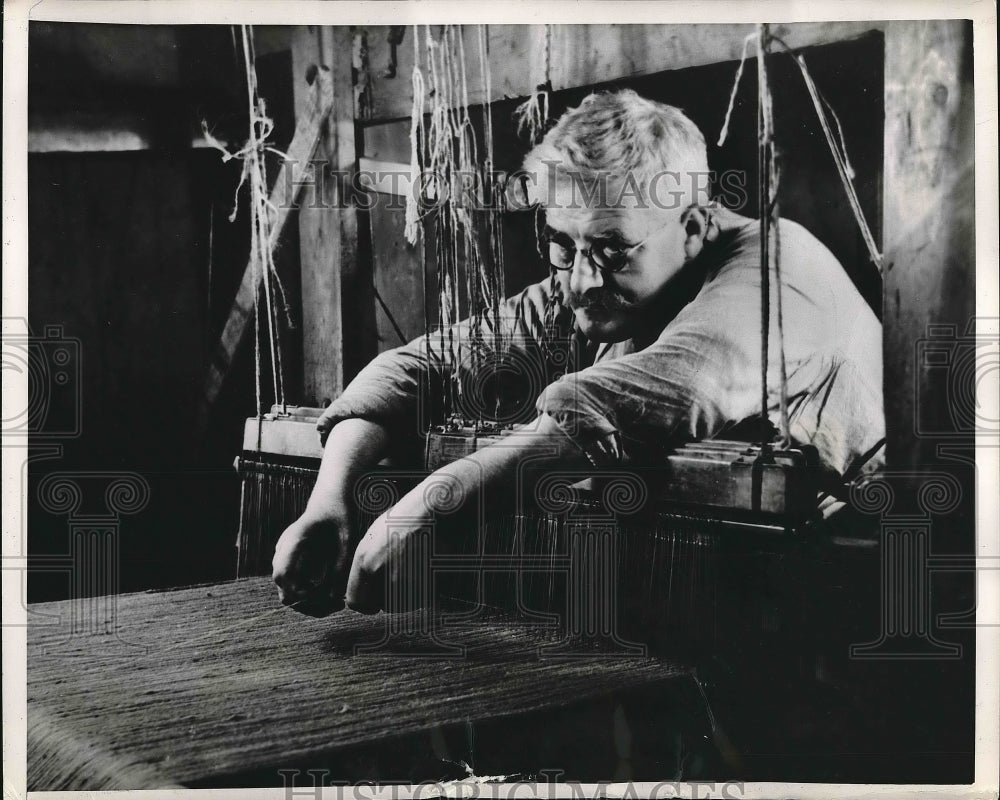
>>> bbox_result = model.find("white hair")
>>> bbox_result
[522,89,710,210]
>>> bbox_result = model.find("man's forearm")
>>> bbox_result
[344,413,589,610]
[428,414,589,514]
[304,418,392,521]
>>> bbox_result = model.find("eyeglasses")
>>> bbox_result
[543,222,672,275]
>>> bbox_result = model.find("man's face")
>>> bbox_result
[544,181,689,343]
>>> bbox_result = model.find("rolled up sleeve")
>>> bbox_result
[536,326,760,466]
[320,279,573,446]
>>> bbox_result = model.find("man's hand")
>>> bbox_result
[271,417,392,615]
[343,481,445,614]
[272,512,354,617]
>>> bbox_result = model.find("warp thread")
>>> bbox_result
[720,32,883,270]
[202,25,295,413]
[408,25,510,424]
[513,24,552,144]
[28,576,688,789]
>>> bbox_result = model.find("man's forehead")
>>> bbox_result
[542,173,646,208]
[544,203,648,240]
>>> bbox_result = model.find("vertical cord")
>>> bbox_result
[758,27,791,447]
[405,27,425,246]
[479,23,506,420]
[796,53,882,270]
[772,201,791,447]
[756,25,770,446]
[241,24,284,409]
[717,34,755,148]
[408,27,435,420]
[543,24,552,96]
[239,25,263,418]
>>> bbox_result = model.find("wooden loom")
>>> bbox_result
[233,24,833,657]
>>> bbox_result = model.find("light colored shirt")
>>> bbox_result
[322,214,885,479]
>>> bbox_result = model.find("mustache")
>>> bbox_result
[568,290,634,311]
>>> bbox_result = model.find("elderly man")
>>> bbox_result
[272,89,884,615]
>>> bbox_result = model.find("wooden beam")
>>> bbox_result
[28,110,231,153]
[198,68,334,426]
[882,21,975,467]
[292,26,361,407]
[358,157,412,196]
[361,22,885,122]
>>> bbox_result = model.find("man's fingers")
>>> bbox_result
[275,572,344,617]
[316,412,337,447]
[344,550,383,614]
[291,594,344,618]
[274,546,342,615]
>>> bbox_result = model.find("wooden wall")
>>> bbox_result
[882,21,977,469]
[27,23,297,599]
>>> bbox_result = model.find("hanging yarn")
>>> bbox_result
[792,51,883,270]
[410,25,509,425]
[513,24,553,144]
[721,26,880,447]
[404,29,426,246]
[755,24,792,448]
[717,33,756,147]
[478,24,507,373]
[203,24,293,413]
[730,34,883,271]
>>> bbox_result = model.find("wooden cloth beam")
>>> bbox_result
[28,577,687,790]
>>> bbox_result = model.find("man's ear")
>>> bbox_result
[680,205,718,261]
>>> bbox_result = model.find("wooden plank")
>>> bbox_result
[881,21,975,467]
[369,196,426,351]
[198,68,335,426]
[362,22,886,122]
[358,156,412,196]
[28,110,232,153]
[294,27,363,406]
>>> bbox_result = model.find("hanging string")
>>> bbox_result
[755,24,792,448]
[241,25,285,409]
[771,181,791,447]
[717,33,756,147]
[424,25,460,417]
[404,26,426,246]
[416,24,508,426]
[203,24,293,413]
[755,25,771,445]
[795,53,882,270]
[478,23,507,412]
[725,26,885,447]
[768,36,883,271]
[406,27,438,410]
[513,25,552,144]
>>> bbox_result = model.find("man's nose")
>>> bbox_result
[568,250,604,295]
